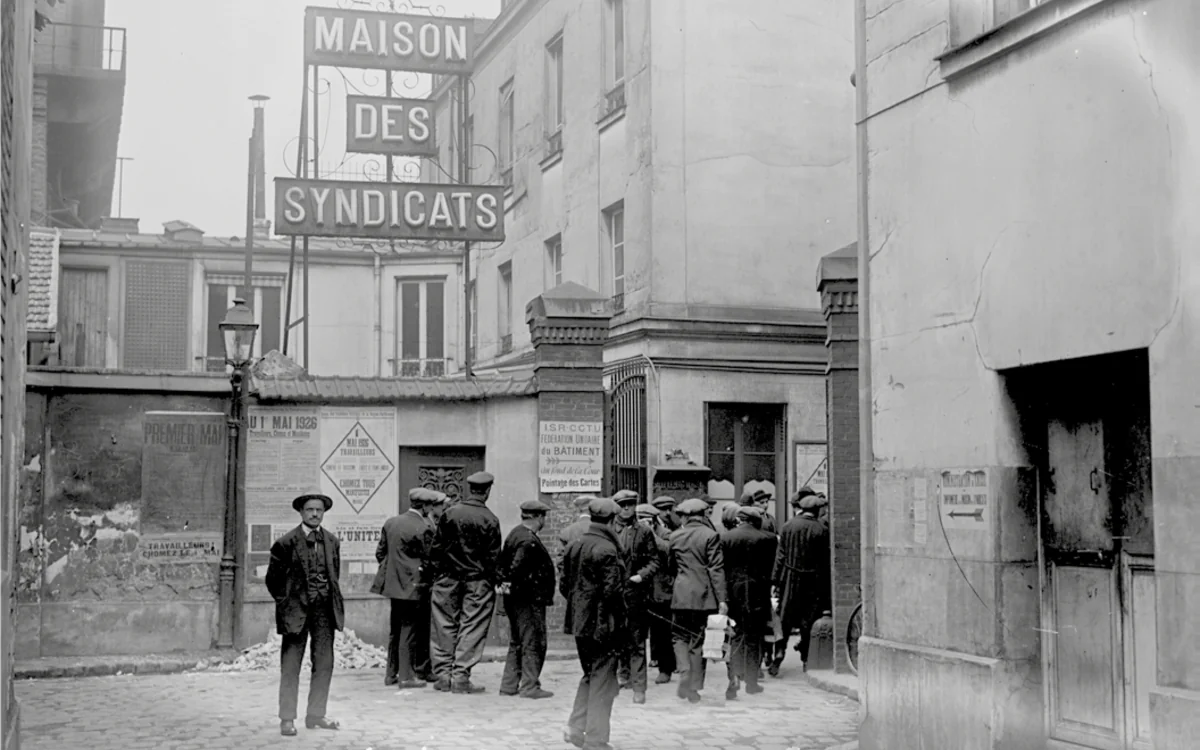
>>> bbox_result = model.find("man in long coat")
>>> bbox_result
[371,487,436,689]
[769,488,830,675]
[428,471,502,693]
[498,499,556,699]
[266,493,344,736]
[721,506,776,698]
[667,498,728,703]
[642,502,676,684]
[611,489,659,704]
[561,498,627,750]
[411,490,448,682]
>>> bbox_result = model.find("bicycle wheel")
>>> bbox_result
[846,602,863,675]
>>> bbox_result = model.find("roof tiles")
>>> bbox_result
[253,371,537,403]
[27,229,59,333]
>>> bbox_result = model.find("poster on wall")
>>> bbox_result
[793,443,829,497]
[538,421,603,493]
[938,469,989,531]
[139,411,227,563]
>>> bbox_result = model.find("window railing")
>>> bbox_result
[603,83,626,118]
[499,334,513,355]
[36,24,126,73]
[545,129,563,158]
[393,358,449,377]
[612,292,625,312]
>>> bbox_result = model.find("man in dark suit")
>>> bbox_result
[667,497,728,703]
[643,502,676,685]
[371,487,437,689]
[498,499,556,699]
[721,506,777,699]
[428,471,502,694]
[611,489,659,704]
[561,497,627,750]
[770,487,830,675]
[266,493,345,737]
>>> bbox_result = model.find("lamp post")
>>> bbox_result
[216,297,259,649]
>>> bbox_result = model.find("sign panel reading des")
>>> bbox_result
[275,178,504,242]
[347,95,436,157]
[305,7,475,74]
[539,421,603,493]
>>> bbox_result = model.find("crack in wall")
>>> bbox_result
[867,21,946,67]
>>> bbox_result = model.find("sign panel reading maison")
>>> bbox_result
[304,6,475,74]
[274,178,505,242]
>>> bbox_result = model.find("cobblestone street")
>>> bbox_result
[16,660,859,750]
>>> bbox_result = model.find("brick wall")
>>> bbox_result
[819,251,860,674]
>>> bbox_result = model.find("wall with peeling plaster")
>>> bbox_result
[860,0,1200,747]
[17,389,227,658]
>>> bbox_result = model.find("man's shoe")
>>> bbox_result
[655,672,672,684]
[384,676,398,686]
[422,673,438,682]
[451,681,487,694]
[746,683,764,694]
[433,679,452,692]
[498,689,518,696]
[767,664,780,677]
[686,690,701,704]
[676,682,690,701]
[563,729,586,748]
[633,690,646,704]
[521,688,554,699]
[279,720,297,737]
[304,717,340,730]
[725,686,738,700]
[396,680,426,690]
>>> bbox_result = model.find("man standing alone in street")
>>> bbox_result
[668,498,728,703]
[371,487,436,689]
[428,471,502,694]
[266,493,344,736]
[561,497,627,750]
[611,489,659,704]
[770,487,830,675]
[498,499,556,699]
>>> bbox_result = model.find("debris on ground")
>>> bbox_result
[191,630,387,673]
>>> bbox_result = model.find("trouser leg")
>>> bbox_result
[430,578,463,680]
[627,613,649,692]
[499,603,523,694]
[671,610,707,693]
[412,589,433,678]
[453,579,496,682]
[568,638,594,738]
[305,602,336,721]
[584,640,620,744]
[392,599,418,683]
[650,602,676,674]
[385,599,403,683]
[278,630,308,721]
[518,604,547,695]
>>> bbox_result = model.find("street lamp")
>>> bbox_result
[216,298,259,649]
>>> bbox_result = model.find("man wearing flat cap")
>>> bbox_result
[742,489,778,535]
[497,499,556,699]
[667,497,728,703]
[561,497,627,750]
[720,505,777,699]
[611,489,659,704]
[768,487,830,676]
[266,493,344,736]
[428,471,502,693]
[651,495,681,533]
[646,497,678,684]
[371,488,437,689]
[558,494,598,579]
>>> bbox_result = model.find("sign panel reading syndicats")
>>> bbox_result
[274,178,505,242]
[305,6,476,74]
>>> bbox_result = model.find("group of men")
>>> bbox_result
[264,473,831,750]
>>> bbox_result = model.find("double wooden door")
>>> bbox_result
[397,446,485,512]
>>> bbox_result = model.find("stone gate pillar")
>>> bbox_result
[526,282,612,642]
[818,245,861,674]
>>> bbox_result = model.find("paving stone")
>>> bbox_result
[16,660,857,750]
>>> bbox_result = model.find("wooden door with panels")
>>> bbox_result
[1040,354,1155,750]
[397,446,486,512]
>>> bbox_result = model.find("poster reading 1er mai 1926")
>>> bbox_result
[244,405,399,583]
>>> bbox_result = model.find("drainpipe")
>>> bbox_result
[374,253,383,377]
[854,0,876,641]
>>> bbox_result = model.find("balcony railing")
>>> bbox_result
[36,23,127,74]
[612,292,625,312]
[545,129,563,159]
[393,358,449,377]
[602,84,626,118]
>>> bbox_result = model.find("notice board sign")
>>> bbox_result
[939,469,989,530]
[139,411,226,562]
[539,421,603,493]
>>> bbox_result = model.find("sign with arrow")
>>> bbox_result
[539,421,603,493]
[939,469,989,531]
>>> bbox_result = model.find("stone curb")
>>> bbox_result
[799,670,859,702]
[17,649,579,681]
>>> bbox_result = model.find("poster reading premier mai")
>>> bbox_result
[245,405,397,579]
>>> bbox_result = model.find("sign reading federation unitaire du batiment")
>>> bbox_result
[274,178,505,242]
[304,6,476,74]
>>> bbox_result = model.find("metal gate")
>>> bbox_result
[604,363,647,498]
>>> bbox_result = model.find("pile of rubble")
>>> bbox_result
[193,630,387,673]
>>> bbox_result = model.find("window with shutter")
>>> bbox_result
[123,261,189,370]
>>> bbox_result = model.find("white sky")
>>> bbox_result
[105,0,500,237]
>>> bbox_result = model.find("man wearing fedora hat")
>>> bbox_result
[266,493,345,736]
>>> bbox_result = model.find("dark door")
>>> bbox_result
[397,446,486,512]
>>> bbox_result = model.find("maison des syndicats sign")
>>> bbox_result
[305,6,476,74]
[274,178,505,243]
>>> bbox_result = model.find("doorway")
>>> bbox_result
[1011,350,1155,750]
[397,446,486,512]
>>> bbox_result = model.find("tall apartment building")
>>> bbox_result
[430,0,854,508]
[856,1,1196,749]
